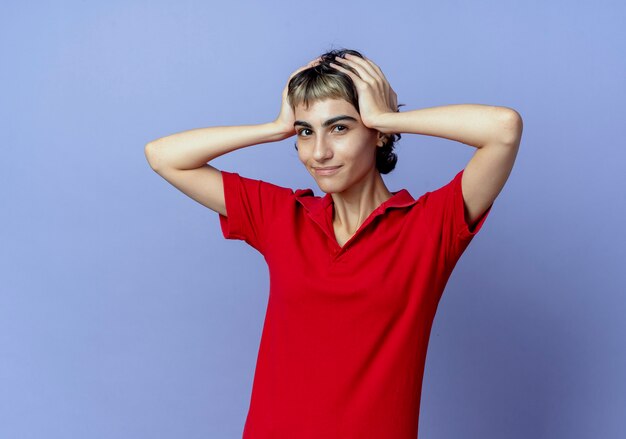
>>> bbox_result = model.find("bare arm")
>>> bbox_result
[371,104,520,148]
[304,54,522,230]
[144,56,323,217]
[143,122,291,217]
[144,122,291,171]
[371,105,523,227]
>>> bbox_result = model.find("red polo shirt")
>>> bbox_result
[217,168,492,439]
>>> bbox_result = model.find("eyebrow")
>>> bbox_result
[293,115,358,129]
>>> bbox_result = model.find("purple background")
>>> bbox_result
[2,1,625,438]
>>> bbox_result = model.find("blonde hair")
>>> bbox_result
[287,48,403,174]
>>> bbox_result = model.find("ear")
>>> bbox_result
[376,131,387,147]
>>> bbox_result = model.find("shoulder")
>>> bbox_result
[418,170,464,204]
[221,170,299,198]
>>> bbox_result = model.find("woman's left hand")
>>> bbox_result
[329,54,398,130]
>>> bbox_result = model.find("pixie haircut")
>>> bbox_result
[287,48,404,175]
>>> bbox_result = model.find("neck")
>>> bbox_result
[330,171,393,234]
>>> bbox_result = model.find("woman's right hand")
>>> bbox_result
[273,56,323,138]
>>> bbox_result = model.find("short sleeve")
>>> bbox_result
[218,170,294,254]
[424,168,493,264]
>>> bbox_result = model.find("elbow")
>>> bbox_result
[144,142,162,171]
[496,108,523,148]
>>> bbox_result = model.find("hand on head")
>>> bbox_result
[274,57,323,136]
[328,53,398,129]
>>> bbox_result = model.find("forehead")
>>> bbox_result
[294,98,357,120]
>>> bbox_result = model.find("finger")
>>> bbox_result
[342,54,381,82]
[330,58,374,86]
[345,55,398,110]
[306,56,322,67]
[333,56,376,84]
[360,57,395,102]
[346,55,395,102]
[289,57,323,80]
[361,56,389,83]
[391,89,398,111]
[328,60,364,84]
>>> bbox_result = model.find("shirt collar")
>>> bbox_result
[295,187,419,221]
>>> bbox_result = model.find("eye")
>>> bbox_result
[297,128,312,137]
[297,125,348,137]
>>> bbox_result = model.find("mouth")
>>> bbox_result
[314,165,342,176]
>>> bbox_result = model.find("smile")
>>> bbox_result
[314,166,342,176]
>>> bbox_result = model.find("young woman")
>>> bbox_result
[145,48,522,439]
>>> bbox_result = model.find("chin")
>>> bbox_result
[316,180,346,195]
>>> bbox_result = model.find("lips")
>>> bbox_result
[314,165,342,176]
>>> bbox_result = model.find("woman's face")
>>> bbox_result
[294,98,383,194]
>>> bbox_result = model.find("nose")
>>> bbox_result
[313,136,333,161]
